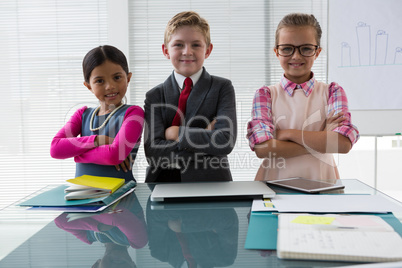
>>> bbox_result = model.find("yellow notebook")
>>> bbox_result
[65,175,125,200]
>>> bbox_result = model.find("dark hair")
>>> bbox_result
[82,45,129,83]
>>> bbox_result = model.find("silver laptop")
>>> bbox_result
[150,181,276,202]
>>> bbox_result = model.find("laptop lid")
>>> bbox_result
[150,181,276,202]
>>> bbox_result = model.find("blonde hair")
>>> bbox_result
[275,13,322,47]
[164,11,211,47]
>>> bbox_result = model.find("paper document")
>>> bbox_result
[253,194,402,213]
[251,198,277,212]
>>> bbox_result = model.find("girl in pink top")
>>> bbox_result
[247,13,359,181]
[50,45,144,181]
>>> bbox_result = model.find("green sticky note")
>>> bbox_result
[291,215,335,225]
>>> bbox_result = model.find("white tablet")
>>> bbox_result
[266,177,345,193]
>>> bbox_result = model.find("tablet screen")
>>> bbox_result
[266,177,345,193]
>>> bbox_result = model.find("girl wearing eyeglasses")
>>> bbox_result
[247,13,359,182]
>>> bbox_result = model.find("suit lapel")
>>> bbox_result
[186,68,212,119]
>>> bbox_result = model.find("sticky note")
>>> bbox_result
[291,215,335,225]
[262,198,274,208]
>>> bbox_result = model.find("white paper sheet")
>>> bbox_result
[251,198,277,212]
[269,194,402,213]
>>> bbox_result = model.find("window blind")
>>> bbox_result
[128,0,328,181]
[0,0,108,209]
[0,0,329,209]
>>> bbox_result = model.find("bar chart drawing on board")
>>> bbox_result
[356,22,371,66]
[375,30,388,65]
[329,0,402,110]
[394,47,402,64]
[340,21,400,68]
[341,42,351,67]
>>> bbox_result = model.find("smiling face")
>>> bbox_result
[162,25,213,77]
[274,26,321,84]
[84,60,132,114]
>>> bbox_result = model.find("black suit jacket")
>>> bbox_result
[144,68,237,182]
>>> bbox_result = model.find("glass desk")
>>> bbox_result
[0,179,401,267]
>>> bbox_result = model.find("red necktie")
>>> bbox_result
[172,77,193,126]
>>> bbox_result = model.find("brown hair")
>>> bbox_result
[275,13,322,47]
[164,11,211,47]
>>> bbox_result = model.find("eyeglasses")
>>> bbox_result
[276,44,319,57]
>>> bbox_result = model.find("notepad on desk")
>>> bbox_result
[277,214,402,262]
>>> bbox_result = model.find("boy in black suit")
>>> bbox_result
[144,11,237,182]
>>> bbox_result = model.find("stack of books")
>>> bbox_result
[18,175,136,213]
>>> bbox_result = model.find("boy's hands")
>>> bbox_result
[165,126,180,141]
[165,119,217,142]
[206,119,217,130]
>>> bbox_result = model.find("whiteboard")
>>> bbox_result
[328,0,402,135]
[349,110,402,136]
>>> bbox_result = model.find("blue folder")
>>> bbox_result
[18,181,136,208]
[245,212,278,250]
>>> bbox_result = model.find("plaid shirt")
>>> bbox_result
[247,75,360,150]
